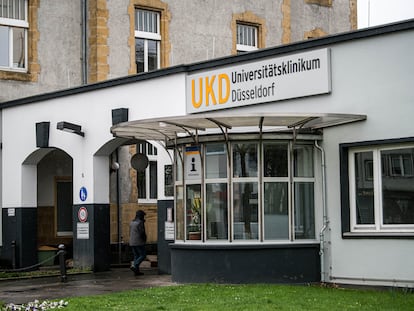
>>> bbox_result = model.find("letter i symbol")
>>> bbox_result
[191,157,196,172]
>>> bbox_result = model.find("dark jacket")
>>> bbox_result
[129,212,147,246]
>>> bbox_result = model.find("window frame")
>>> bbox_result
[55,177,73,237]
[0,0,28,72]
[340,138,414,238]
[134,8,161,73]
[236,23,258,53]
[174,139,317,243]
[137,141,158,203]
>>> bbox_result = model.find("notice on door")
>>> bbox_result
[77,222,89,239]
[165,222,175,240]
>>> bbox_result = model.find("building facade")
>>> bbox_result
[0,0,357,269]
[1,19,413,286]
[0,0,357,102]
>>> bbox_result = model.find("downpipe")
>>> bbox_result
[315,140,329,283]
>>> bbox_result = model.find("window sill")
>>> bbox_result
[343,232,414,239]
[0,70,34,82]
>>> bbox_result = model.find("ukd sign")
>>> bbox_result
[186,48,331,114]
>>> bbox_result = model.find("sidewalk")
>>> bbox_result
[0,267,175,305]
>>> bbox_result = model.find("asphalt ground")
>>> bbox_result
[0,267,175,305]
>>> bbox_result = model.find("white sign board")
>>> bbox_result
[165,222,175,240]
[185,146,202,180]
[77,222,89,239]
[186,48,331,113]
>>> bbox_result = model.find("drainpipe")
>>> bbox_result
[115,148,122,264]
[315,140,328,283]
[81,0,88,84]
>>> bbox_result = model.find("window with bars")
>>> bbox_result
[135,8,160,73]
[236,23,258,53]
[0,0,27,71]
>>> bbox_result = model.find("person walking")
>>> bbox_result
[129,210,147,276]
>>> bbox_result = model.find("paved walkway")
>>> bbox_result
[0,267,175,305]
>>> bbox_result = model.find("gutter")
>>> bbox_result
[81,0,88,84]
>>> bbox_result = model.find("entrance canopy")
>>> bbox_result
[110,112,366,142]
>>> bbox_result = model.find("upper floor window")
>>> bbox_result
[0,0,27,71]
[135,8,160,73]
[348,144,414,232]
[236,23,258,54]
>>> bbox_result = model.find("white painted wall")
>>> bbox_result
[1,73,186,209]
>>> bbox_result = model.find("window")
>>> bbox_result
[0,0,27,71]
[175,140,316,242]
[135,8,160,73]
[137,142,158,201]
[348,144,414,232]
[263,143,315,240]
[236,23,258,53]
[233,143,259,240]
[205,144,228,240]
[56,179,73,237]
[263,143,289,239]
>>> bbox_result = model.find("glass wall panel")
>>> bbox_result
[12,27,24,68]
[293,145,314,177]
[135,38,144,73]
[233,143,257,178]
[206,143,227,179]
[186,184,202,240]
[354,151,375,224]
[233,182,258,240]
[175,150,183,182]
[147,39,158,71]
[175,185,184,240]
[206,183,228,240]
[381,148,414,224]
[137,170,146,199]
[264,143,288,177]
[294,182,315,239]
[0,26,9,67]
[264,182,289,239]
[149,161,157,199]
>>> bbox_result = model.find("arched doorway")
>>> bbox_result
[37,148,73,264]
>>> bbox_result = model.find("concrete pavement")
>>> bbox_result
[0,267,175,305]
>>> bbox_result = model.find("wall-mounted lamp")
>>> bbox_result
[36,122,50,147]
[112,108,128,125]
[57,121,85,137]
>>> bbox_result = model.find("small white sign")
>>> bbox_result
[7,208,15,217]
[165,221,175,240]
[77,222,89,239]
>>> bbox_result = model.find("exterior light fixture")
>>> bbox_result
[57,121,85,137]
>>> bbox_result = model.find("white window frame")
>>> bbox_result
[236,23,258,53]
[349,144,414,233]
[137,141,158,203]
[135,8,161,72]
[0,0,28,71]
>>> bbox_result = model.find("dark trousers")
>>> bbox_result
[131,245,146,270]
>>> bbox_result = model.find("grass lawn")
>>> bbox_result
[61,284,413,311]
